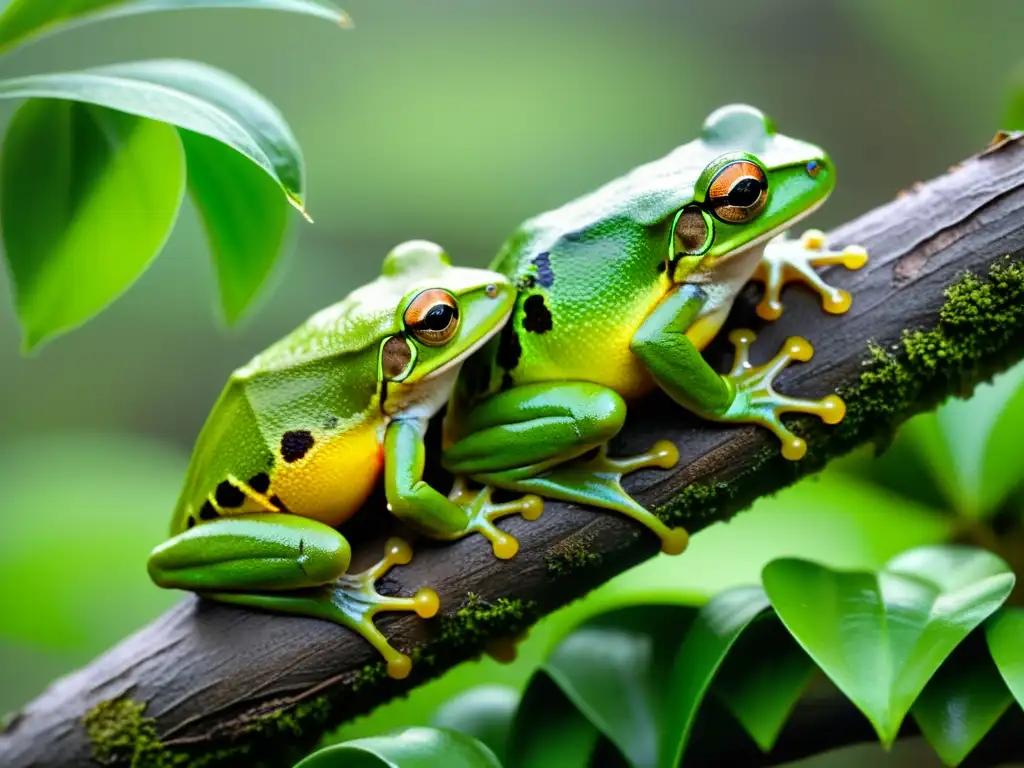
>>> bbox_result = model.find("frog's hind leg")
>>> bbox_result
[752,229,868,320]
[148,515,438,679]
[443,477,543,560]
[442,382,688,556]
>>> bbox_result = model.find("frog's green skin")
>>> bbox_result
[441,105,868,556]
[147,241,531,680]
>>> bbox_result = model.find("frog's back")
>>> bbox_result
[170,300,387,534]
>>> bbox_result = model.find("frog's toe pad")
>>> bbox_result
[387,655,413,680]
[661,526,689,556]
[414,588,440,619]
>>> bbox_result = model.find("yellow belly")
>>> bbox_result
[270,418,385,527]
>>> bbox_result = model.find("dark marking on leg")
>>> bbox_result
[248,472,271,494]
[523,294,553,334]
[497,319,522,372]
[270,495,291,514]
[657,259,668,274]
[215,480,245,508]
[532,252,554,287]
[186,515,196,529]
[199,501,218,520]
[281,430,315,463]
[501,372,514,391]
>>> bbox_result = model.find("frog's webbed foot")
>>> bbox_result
[506,440,689,556]
[752,229,868,320]
[719,329,845,460]
[331,537,439,679]
[446,477,544,560]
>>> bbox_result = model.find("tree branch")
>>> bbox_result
[5,134,1024,768]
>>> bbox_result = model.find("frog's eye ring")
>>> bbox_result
[405,289,460,346]
[672,206,714,256]
[706,160,768,224]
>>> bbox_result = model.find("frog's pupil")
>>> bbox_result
[422,304,456,330]
[728,177,763,208]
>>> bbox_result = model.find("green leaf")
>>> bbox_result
[0,0,349,56]
[763,546,1015,747]
[430,685,520,765]
[711,611,816,752]
[506,673,600,768]
[293,727,501,768]
[1,100,185,351]
[911,635,1013,767]
[986,607,1024,707]
[658,586,772,768]
[181,130,289,324]
[0,59,309,213]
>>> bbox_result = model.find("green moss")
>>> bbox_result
[83,698,188,767]
[547,544,603,577]
[658,258,1024,529]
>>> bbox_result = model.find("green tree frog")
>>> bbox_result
[441,104,868,558]
[147,241,538,679]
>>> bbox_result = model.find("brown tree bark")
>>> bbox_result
[4,134,1024,768]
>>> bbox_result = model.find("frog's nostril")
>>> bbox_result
[806,160,822,178]
[485,284,499,299]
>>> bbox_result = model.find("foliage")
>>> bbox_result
[0,0,348,352]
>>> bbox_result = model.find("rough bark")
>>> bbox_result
[5,133,1024,768]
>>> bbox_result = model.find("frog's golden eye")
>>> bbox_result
[706,160,768,224]
[405,289,460,346]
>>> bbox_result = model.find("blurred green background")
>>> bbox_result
[2,1,1024,763]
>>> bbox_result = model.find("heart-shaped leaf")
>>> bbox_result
[181,129,290,324]
[658,586,772,768]
[911,634,1013,767]
[986,607,1024,707]
[1,100,185,351]
[0,0,349,56]
[0,59,308,213]
[292,727,501,768]
[763,546,1015,746]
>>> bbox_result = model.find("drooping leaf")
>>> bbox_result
[1,100,185,351]
[658,586,772,768]
[911,635,1013,767]
[0,0,348,56]
[430,685,521,765]
[985,607,1024,707]
[710,609,816,752]
[763,546,1015,747]
[181,129,289,324]
[0,59,308,212]
[506,673,601,768]
[292,727,501,768]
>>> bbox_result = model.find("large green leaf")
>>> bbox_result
[1,100,185,351]
[911,636,1013,767]
[293,727,501,768]
[506,673,600,768]
[0,60,308,213]
[985,607,1024,707]
[710,610,816,752]
[0,0,348,56]
[658,586,772,768]
[763,546,1015,746]
[430,685,521,765]
[181,130,289,324]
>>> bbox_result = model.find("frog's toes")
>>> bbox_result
[722,329,845,461]
[450,482,544,560]
[334,536,440,679]
[753,229,869,320]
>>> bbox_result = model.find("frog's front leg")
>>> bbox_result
[440,383,688,556]
[631,284,844,461]
[384,418,543,560]
[751,229,868,320]
[147,515,438,679]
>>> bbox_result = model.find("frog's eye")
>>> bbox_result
[706,160,768,224]
[405,289,460,346]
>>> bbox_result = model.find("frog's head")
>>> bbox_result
[375,240,516,384]
[668,104,835,275]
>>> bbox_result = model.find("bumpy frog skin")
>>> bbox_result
[441,104,867,558]
[147,241,531,679]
